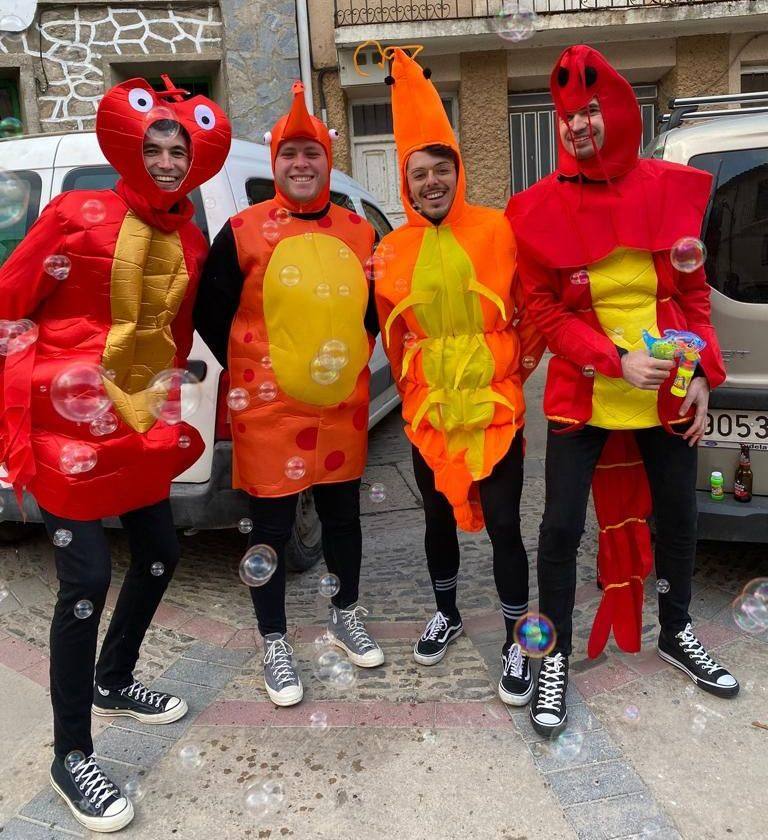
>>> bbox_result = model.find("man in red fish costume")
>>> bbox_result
[506,46,739,739]
[0,77,230,830]
[195,81,384,709]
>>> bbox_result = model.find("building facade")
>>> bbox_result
[308,0,768,221]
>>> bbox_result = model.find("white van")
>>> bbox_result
[0,132,401,569]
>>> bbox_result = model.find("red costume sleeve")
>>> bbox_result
[512,269,546,383]
[172,224,208,365]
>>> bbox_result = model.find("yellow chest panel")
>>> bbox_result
[589,247,660,430]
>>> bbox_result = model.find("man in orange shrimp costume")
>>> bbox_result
[375,49,545,703]
[195,81,384,709]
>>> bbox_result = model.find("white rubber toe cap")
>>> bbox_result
[104,797,131,818]
[532,712,561,727]
[717,674,738,687]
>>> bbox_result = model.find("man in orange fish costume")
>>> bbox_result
[374,49,545,706]
[195,81,384,708]
[0,77,231,830]
[506,45,739,739]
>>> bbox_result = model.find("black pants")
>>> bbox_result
[247,480,362,637]
[411,431,529,618]
[40,499,180,759]
[539,423,698,655]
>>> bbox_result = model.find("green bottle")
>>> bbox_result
[710,471,724,501]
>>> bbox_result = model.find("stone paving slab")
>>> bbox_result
[0,818,83,839]
[93,727,174,768]
[546,760,647,807]
[529,729,622,772]
[563,792,680,840]
[160,657,241,689]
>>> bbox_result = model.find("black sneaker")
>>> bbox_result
[50,752,133,833]
[530,652,569,737]
[413,610,463,666]
[498,642,533,706]
[657,623,739,698]
[92,679,188,724]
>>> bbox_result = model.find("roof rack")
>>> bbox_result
[660,91,768,132]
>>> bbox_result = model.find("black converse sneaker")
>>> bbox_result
[413,610,463,665]
[50,752,133,833]
[657,623,739,698]
[530,652,569,737]
[498,642,533,706]
[92,679,188,724]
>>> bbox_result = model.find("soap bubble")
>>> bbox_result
[329,659,356,689]
[0,170,29,229]
[570,269,590,285]
[261,355,273,370]
[258,381,278,402]
[338,284,350,297]
[364,255,385,282]
[150,562,165,577]
[0,582,8,602]
[43,254,72,281]
[309,711,328,731]
[521,355,536,369]
[623,705,641,723]
[178,435,191,448]
[59,442,98,475]
[338,245,351,259]
[227,387,250,411]
[314,648,343,683]
[0,319,36,355]
[123,778,145,802]
[656,578,670,594]
[513,612,556,658]
[285,456,306,480]
[394,277,408,293]
[550,730,583,760]
[315,283,331,299]
[53,528,73,548]
[177,743,204,770]
[146,368,202,425]
[244,780,283,820]
[304,232,313,241]
[74,599,94,619]
[318,573,340,598]
[493,5,538,43]
[51,363,112,423]
[204,197,216,210]
[742,577,768,604]
[275,207,291,225]
[692,714,706,733]
[671,237,706,273]
[732,592,768,634]
[145,107,179,140]
[81,199,106,224]
[0,116,22,137]
[403,331,418,349]
[239,544,278,587]
[582,365,596,378]
[369,483,386,503]
[310,356,340,386]
[319,339,348,371]
[89,412,118,437]
[238,518,253,534]
[65,750,86,772]
[262,780,284,806]
[262,220,280,245]
[279,264,301,287]
[313,631,334,652]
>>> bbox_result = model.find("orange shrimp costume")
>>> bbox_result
[375,50,544,532]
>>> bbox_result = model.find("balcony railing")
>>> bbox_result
[334,0,723,26]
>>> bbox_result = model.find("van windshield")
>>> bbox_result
[690,147,768,304]
[0,171,43,267]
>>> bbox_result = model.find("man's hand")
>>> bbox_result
[679,376,710,447]
[620,351,674,390]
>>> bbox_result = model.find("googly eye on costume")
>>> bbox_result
[263,130,273,145]
[194,104,216,130]
[328,128,339,140]
[128,88,154,113]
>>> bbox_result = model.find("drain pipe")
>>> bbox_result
[295,0,314,114]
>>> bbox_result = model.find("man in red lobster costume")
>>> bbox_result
[0,77,230,830]
[506,46,739,739]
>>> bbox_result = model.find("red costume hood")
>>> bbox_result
[266,81,334,214]
[96,75,231,213]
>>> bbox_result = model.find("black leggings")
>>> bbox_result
[40,499,180,759]
[538,422,698,655]
[246,480,362,637]
[411,431,529,619]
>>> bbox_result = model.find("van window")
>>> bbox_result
[61,165,210,242]
[0,170,43,267]
[245,177,356,212]
[362,200,392,244]
[690,148,768,304]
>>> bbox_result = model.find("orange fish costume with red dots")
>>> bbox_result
[194,82,376,496]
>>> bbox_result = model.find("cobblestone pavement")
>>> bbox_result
[0,367,766,839]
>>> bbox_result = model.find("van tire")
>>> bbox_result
[285,490,323,573]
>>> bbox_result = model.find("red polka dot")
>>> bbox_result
[269,208,278,220]
[231,217,244,228]
[325,450,345,471]
[243,332,253,343]
[243,369,255,383]
[348,213,361,224]
[296,427,319,450]
[237,422,246,433]
[318,216,332,228]
[338,402,347,410]
[352,406,367,431]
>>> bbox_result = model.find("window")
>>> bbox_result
[352,98,455,137]
[689,148,768,303]
[362,200,392,244]
[244,177,355,212]
[741,72,768,94]
[61,165,209,242]
[0,170,43,266]
[148,77,212,99]
[0,79,20,123]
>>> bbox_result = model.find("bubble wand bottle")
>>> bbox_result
[641,329,706,398]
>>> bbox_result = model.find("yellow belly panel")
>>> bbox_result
[588,247,660,430]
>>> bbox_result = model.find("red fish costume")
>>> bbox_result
[375,49,544,533]
[0,76,231,520]
[506,46,725,657]
[194,82,376,496]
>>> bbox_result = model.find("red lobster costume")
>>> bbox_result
[0,77,231,520]
[506,46,726,657]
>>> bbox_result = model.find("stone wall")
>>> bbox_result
[657,34,731,114]
[0,4,222,131]
[312,68,352,175]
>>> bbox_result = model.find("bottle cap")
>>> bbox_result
[711,471,723,479]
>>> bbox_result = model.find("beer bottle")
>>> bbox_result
[734,444,753,503]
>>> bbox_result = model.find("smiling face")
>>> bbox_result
[273,138,329,206]
[142,122,191,192]
[406,147,458,222]
[559,97,605,160]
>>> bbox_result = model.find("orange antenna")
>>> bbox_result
[353,39,425,77]
[157,73,189,103]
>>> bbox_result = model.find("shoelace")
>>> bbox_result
[502,643,525,679]
[537,653,566,711]
[422,611,449,642]
[264,638,297,687]
[70,755,118,809]
[677,625,722,675]
[340,606,376,652]
[122,680,168,709]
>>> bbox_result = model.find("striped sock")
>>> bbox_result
[431,572,459,618]
[501,601,528,646]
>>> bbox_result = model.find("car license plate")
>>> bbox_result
[702,410,768,450]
